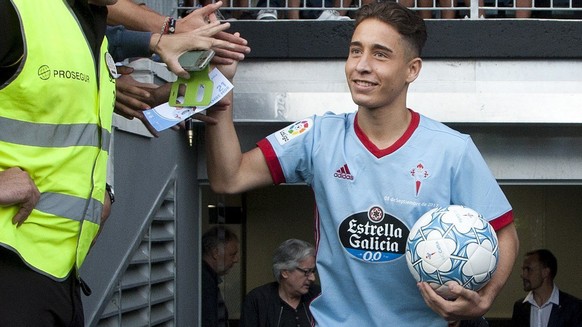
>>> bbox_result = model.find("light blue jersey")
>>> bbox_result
[257,110,513,326]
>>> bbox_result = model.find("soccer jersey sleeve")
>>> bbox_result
[451,137,513,230]
[257,116,318,185]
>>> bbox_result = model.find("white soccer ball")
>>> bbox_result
[405,205,498,300]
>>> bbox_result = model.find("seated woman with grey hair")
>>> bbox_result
[240,239,321,327]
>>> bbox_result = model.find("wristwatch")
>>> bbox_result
[105,183,115,204]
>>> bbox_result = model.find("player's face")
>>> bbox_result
[281,256,316,297]
[520,254,547,292]
[345,19,421,112]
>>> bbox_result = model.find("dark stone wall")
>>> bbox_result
[228,20,582,59]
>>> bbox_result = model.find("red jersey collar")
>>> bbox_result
[354,109,420,158]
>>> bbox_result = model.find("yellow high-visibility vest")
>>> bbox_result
[0,0,116,280]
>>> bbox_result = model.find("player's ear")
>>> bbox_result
[406,57,422,84]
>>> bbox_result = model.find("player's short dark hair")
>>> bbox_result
[526,249,558,280]
[354,0,427,58]
[202,226,238,256]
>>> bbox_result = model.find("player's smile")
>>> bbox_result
[352,78,379,91]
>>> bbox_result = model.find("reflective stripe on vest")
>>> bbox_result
[0,0,115,280]
[37,193,102,225]
[0,116,111,151]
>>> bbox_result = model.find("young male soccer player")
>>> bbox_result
[205,1,519,325]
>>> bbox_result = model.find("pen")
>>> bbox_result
[185,117,194,147]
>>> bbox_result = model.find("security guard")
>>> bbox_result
[0,0,117,325]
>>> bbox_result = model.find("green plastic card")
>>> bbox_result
[169,65,214,107]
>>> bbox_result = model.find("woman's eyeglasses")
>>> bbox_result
[295,267,317,277]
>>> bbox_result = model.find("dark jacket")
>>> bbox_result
[511,290,582,327]
[240,281,321,327]
[202,261,229,327]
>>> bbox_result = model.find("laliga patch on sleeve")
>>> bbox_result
[274,118,313,145]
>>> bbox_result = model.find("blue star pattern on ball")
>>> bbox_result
[406,205,499,300]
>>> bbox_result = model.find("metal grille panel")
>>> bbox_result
[97,185,176,327]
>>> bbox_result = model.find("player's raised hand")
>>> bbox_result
[215,46,240,81]
[202,60,237,124]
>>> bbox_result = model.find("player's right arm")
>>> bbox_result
[204,62,273,194]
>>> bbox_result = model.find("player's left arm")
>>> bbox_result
[418,221,519,322]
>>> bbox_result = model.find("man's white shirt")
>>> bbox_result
[524,284,560,327]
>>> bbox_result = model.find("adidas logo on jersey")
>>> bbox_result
[334,164,354,180]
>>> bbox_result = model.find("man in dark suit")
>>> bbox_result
[201,226,240,327]
[511,249,582,327]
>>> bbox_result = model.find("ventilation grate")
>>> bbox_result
[97,185,176,327]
